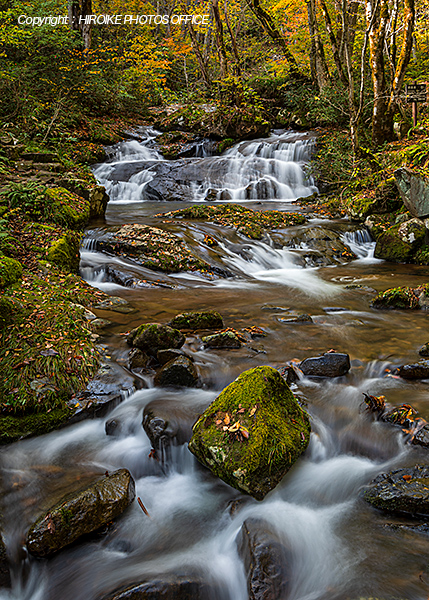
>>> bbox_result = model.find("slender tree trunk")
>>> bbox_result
[224,0,241,75]
[245,0,301,76]
[80,0,92,50]
[68,0,92,49]
[211,0,228,77]
[306,0,330,89]
[187,22,212,89]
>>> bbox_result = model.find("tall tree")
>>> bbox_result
[68,0,92,49]
[306,0,330,90]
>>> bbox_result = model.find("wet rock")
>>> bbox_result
[128,348,150,370]
[26,469,135,557]
[279,365,299,385]
[154,356,198,388]
[374,218,426,262]
[397,360,429,379]
[286,225,356,266]
[99,573,220,600]
[362,465,429,517]
[105,418,121,436]
[68,361,136,422]
[419,343,429,357]
[0,531,10,589]
[157,348,188,365]
[93,224,217,275]
[188,366,311,500]
[168,310,223,331]
[128,323,185,357]
[278,314,313,324]
[299,352,350,377]
[89,185,109,218]
[395,168,429,218]
[142,396,208,449]
[412,424,429,448]
[91,318,112,330]
[201,331,241,349]
[236,518,291,600]
[93,296,134,314]
[371,284,429,310]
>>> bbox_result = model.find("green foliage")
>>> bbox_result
[0,256,22,288]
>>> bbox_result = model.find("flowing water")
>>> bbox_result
[1,130,429,600]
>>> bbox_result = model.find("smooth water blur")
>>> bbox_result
[1,130,429,600]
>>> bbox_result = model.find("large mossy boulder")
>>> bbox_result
[26,469,135,557]
[374,218,426,262]
[168,311,223,331]
[0,256,22,289]
[348,177,402,220]
[362,465,429,516]
[47,231,81,273]
[371,284,429,310]
[127,323,185,357]
[188,366,311,500]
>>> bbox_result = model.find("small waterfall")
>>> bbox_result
[93,128,163,204]
[218,240,338,296]
[197,132,317,202]
[342,229,379,262]
[93,128,317,204]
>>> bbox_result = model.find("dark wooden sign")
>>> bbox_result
[405,83,427,103]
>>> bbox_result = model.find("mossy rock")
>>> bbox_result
[26,469,135,557]
[0,295,19,327]
[374,218,426,262]
[47,231,81,273]
[127,323,185,357]
[154,355,198,388]
[202,331,241,349]
[371,286,420,310]
[168,311,223,331]
[45,187,90,228]
[0,256,22,289]
[188,366,311,500]
[0,408,73,444]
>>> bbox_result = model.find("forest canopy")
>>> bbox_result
[0,0,427,149]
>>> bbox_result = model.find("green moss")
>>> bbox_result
[45,187,90,228]
[217,138,234,153]
[169,311,223,330]
[158,204,306,240]
[128,323,185,356]
[47,232,81,273]
[374,219,426,262]
[0,296,20,328]
[0,257,22,289]
[188,366,311,500]
[371,286,421,309]
[0,408,73,444]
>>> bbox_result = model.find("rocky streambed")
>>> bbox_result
[1,129,429,600]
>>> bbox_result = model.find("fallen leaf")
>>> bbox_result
[403,475,412,481]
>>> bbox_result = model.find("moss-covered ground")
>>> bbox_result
[157,204,306,240]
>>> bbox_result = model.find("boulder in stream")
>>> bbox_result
[202,331,241,349]
[397,360,429,379]
[362,465,429,517]
[299,352,351,377]
[374,218,426,262]
[26,469,135,557]
[127,323,185,357]
[168,310,224,331]
[99,573,221,600]
[418,343,429,357]
[188,366,311,500]
[154,356,199,388]
[236,518,291,600]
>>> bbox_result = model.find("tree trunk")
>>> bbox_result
[224,0,241,75]
[245,0,301,76]
[306,0,330,89]
[187,22,212,89]
[80,0,92,50]
[211,0,228,77]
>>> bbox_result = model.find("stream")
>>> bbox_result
[1,128,429,600]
